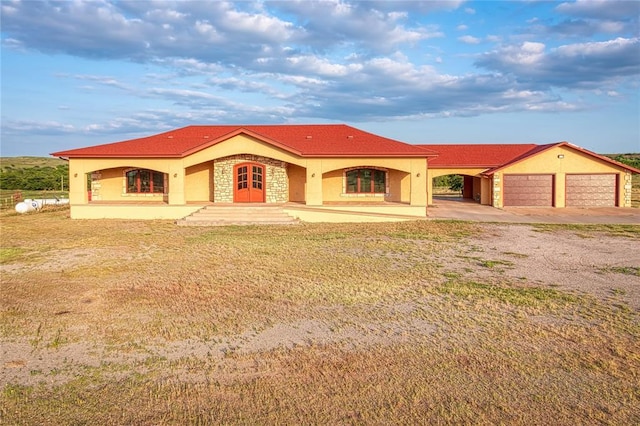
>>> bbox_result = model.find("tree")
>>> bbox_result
[449,175,463,192]
[0,165,69,191]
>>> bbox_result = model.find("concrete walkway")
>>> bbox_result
[428,197,640,224]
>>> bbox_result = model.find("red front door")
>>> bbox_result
[234,162,265,202]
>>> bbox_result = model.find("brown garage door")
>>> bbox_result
[503,174,553,207]
[566,174,616,207]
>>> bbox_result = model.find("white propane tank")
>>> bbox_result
[14,198,68,213]
[15,199,39,213]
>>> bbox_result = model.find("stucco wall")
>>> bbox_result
[185,162,213,202]
[389,169,410,203]
[288,164,306,203]
[91,168,120,201]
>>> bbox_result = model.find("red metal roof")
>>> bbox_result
[51,124,437,158]
[418,144,538,168]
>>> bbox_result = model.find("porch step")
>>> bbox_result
[176,204,300,226]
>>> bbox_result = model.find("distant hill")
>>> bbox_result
[603,153,640,170]
[0,157,69,191]
[1,156,67,170]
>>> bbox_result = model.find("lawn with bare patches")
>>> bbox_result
[1,207,639,425]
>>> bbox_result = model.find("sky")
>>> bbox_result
[1,0,639,157]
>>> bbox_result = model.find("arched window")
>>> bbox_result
[345,168,387,194]
[126,169,165,194]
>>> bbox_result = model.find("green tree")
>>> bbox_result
[0,165,69,190]
[449,175,463,192]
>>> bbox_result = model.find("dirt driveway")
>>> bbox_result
[428,197,640,224]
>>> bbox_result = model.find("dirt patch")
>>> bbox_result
[442,225,640,309]
[2,223,638,390]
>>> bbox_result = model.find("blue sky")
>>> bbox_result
[1,0,639,157]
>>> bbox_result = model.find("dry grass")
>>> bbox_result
[1,207,639,425]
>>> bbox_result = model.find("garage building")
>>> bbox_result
[424,142,638,209]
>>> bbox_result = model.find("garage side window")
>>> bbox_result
[345,168,387,194]
[126,169,165,193]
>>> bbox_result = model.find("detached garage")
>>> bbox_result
[424,141,638,209]
[566,174,617,207]
[483,142,638,209]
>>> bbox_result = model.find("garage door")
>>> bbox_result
[503,174,553,207]
[566,174,616,207]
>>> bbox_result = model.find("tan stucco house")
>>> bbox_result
[52,124,638,222]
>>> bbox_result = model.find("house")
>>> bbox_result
[52,125,436,221]
[51,124,638,222]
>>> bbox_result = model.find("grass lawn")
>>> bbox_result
[1,207,639,425]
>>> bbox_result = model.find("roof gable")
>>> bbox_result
[482,142,640,175]
[51,125,437,159]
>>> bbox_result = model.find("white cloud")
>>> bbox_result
[476,37,640,89]
[556,0,640,20]
[459,35,481,45]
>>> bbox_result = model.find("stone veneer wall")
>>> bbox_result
[213,155,289,203]
[492,173,501,207]
[90,172,102,201]
[623,172,632,207]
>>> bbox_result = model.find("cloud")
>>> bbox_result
[476,37,640,89]
[0,0,444,66]
[1,119,76,135]
[556,0,640,21]
[1,0,636,143]
[56,74,132,91]
[459,35,481,45]
[540,18,628,37]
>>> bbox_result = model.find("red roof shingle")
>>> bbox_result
[50,125,640,174]
[51,124,437,158]
[418,144,538,168]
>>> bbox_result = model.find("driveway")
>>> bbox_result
[428,197,640,224]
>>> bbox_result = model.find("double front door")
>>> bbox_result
[234,162,265,202]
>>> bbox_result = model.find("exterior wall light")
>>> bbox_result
[311,173,316,177]
[557,154,564,159]
[74,173,78,177]
[416,172,421,177]
[173,173,178,178]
